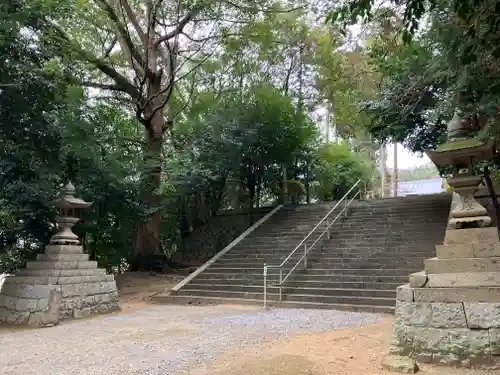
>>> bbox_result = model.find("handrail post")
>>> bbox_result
[303,243,307,269]
[263,263,267,308]
[327,218,331,239]
[344,196,348,217]
[279,268,283,302]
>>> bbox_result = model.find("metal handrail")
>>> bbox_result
[263,179,365,308]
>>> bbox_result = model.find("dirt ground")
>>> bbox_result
[114,271,182,312]
[187,320,492,375]
[115,273,492,375]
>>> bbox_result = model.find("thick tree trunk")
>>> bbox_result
[131,74,165,271]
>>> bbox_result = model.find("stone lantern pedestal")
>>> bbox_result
[385,113,500,368]
[0,182,120,327]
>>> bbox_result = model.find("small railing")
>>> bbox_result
[263,179,365,308]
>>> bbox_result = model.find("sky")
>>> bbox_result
[386,143,432,170]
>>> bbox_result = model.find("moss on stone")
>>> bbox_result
[436,138,485,152]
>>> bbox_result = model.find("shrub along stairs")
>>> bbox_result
[153,193,452,312]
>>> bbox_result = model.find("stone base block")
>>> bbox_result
[444,227,499,245]
[0,266,119,327]
[413,286,500,302]
[392,299,500,368]
[449,215,492,229]
[436,242,500,258]
[424,257,500,274]
[427,272,500,287]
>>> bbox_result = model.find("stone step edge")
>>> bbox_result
[177,289,396,301]
[152,294,395,314]
[1,275,115,285]
[26,261,98,270]
[184,283,401,290]
[15,269,107,277]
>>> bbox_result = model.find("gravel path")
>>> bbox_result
[0,305,385,375]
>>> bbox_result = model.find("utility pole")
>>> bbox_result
[393,142,398,197]
[380,145,386,198]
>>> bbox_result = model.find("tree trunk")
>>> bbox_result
[131,74,165,271]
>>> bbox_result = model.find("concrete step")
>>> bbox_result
[153,294,395,313]
[214,257,428,268]
[194,273,408,283]
[204,267,417,276]
[176,289,396,307]
[182,284,397,298]
[186,280,401,290]
[219,253,433,262]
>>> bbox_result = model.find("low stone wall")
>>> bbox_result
[0,245,120,326]
[174,207,273,264]
[392,289,500,367]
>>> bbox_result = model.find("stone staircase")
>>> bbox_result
[154,193,452,313]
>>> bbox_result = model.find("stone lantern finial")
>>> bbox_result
[49,181,92,245]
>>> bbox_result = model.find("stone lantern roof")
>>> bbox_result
[50,181,92,210]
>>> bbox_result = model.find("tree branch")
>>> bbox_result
[94,0,147,73]
[119,0,148,45]
[43,20,141,100]
[154,7,201,47]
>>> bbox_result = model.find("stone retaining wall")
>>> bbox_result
[0,245,119,326]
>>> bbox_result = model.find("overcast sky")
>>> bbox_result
[386,143,432,169]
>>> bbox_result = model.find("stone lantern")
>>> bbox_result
[0,181,120,327]
[49,181,92,245]
[384,110,500,371]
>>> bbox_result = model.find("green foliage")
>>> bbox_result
[311,142,374,202]
[0,1,384,272]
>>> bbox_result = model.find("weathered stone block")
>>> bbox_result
[414,286,500,302]
[6,311,30,324]
[15,298,39,312]
[397,284,414,302]
[60,297,81,311]
[1,284,54,299]
[57,276,90,285]
[15,269,62,277]
[473,242,500,258]
[77,261,98,269]
[100,281,117,294]
[45,244,84,254]
[463,302,500,329]
[0,307,8,321]
[36,253,89,262]
[430,303,467,328]
[0,294,5,308]
[59,269,105,277]
[425,257,500,274]
[490,329,500,355]
[410,326,450,353]
[73,307,91,318]
[409,271,427,287]
[37,298,49,311]
[396,301,467,328]
[427,272,500,288]
[26,261,79,270]
[89,301,120,314]
[81,295,95,307]
[4,295,16,310]
[381,355,419,374]
[2,276,59,285]
[436,244,474,258]
[444,227,499,245]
